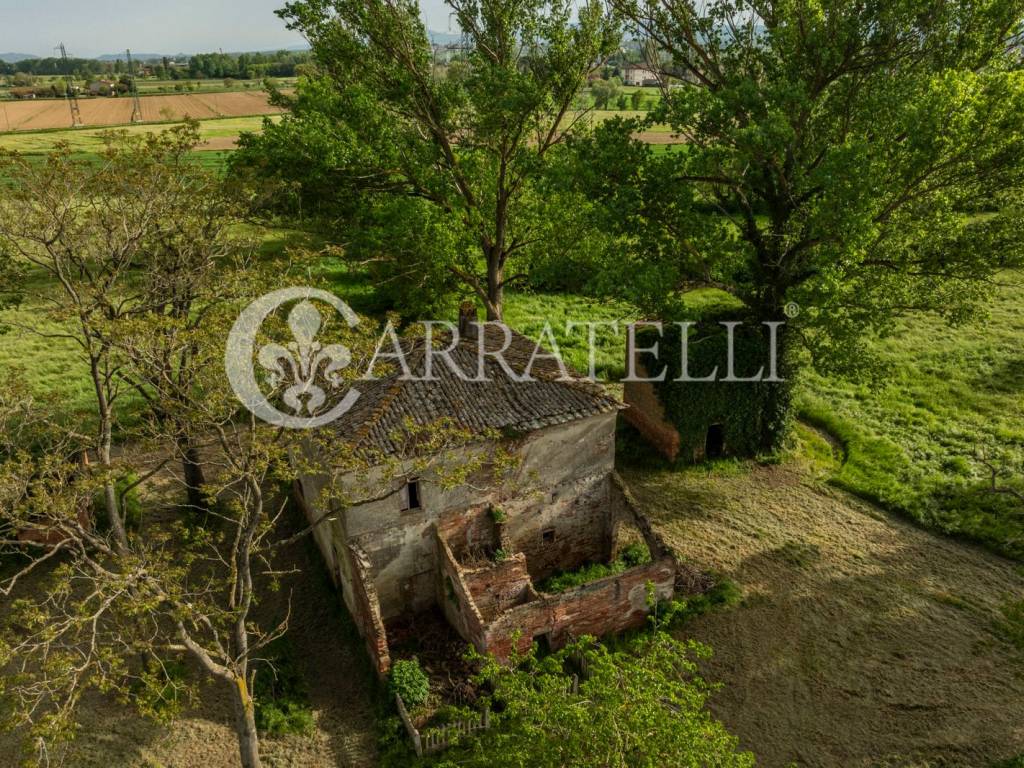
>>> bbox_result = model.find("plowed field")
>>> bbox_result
[0,91,285,132]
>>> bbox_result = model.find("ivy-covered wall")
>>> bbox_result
[637,319,779,462]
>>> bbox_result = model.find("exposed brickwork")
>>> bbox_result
[506,477,611,581]
[481,556,677,659]
[345,543,392,677]
[460,554,535,621]
[430,470,708,664]
[436,505,498,558]
[436,533,486,647]
[623,360,682,462]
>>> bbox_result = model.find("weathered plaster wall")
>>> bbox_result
[335,411,619,620]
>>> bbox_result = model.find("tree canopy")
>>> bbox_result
[235,0,620,319]
[570,0,1024,447]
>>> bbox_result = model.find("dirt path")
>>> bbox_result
[625,462,1024,768]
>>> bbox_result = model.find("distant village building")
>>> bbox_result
[89,79,116,96]
[622,63,660,87]
[295,311,709,675]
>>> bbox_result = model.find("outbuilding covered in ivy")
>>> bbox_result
[624,315,783,464]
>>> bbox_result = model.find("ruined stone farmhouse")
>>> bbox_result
[295,317,707,675]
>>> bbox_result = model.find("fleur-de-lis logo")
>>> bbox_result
[257,300,352,415]
[226,288,361,429]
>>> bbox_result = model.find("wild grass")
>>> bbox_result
[798,271,1024,559]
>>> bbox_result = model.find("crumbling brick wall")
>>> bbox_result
[345,543,392,677]
[460,553,535,621]
[481,556,678,659]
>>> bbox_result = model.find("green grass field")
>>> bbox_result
[0,115,278,154]
[798,272,1024,559]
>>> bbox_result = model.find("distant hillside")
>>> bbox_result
[0,54,40,64]
[428,31,463,44]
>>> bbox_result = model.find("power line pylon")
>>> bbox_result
[126,50,144,123]
[57,43,83,128]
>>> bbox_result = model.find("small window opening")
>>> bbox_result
[401,479,422,511]
[705,424,726,460]
[542,528,556,544]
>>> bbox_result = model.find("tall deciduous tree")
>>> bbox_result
[0,129,214,547]
[575,0,1024,449]
[242,0,620,320]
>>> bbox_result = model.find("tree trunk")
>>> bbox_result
[180,438,208,513]
[97,430,128,548]
[230,675,262,768]
[485,248,504,321]
[759,316,794,452]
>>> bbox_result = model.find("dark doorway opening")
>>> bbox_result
[533,633,552,656]
[706,424,726,459]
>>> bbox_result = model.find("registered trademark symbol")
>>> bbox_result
[784,302,801,319]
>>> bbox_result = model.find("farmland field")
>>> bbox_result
[0,114,279,154]
[0,90,284,132]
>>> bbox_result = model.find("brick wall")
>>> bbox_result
[481,557,678,660]
[623,360,682,462]
[345,543,392,677]
[505,476,612,581]
[460,553,535,621]
[435,531,486,648]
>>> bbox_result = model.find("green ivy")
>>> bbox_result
[638,318,781,461]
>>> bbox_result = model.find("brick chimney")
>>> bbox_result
[458,301,479,341]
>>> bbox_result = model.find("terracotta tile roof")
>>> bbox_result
[335,326,622,457]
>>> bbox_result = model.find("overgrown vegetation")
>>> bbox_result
[389,658,430,708]
[413,632,754,768]
[536,543,651,594]
[253,638,315,737]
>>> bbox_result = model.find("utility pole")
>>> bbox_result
[57,43,83,128]
[126,49,144,123]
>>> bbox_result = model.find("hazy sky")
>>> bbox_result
[0,0,454,58]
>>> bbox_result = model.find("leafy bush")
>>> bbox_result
[537,543,651,594]
[253,638,315,736]
[389,658,430,707]
[437,633,754,768]
[655,578,743,629]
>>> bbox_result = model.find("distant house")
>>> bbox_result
[622,63,660,87]
[89,79,116,96]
